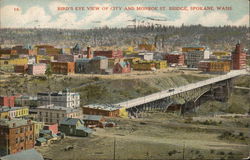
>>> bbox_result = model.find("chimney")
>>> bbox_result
[87,46,93,59]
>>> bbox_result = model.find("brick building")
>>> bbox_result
[94,50,123,58]
[165,53,185,66]
[0,96,15,107]
[82,104,120,117]
[0,119,35,156]
[231,41,247,70]
[75,56,108,74]
[27,63,46,75]
[14,65,28,74]
[50,61,75,74]
[198,60,231,73]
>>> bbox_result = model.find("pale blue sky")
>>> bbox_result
[0,0,249,28]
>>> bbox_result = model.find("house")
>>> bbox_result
[113,61,131,73]
[35,137,47,147]
[34,104,82,124]
[0,96,15,107]
[43,123,58,134]
[82,104,120,117]
[59,118,93,137]
[0,119,35,156]
[27,63,46,75]
[37,89,80,108]
[0,149,44,160]
[82,115,106,127]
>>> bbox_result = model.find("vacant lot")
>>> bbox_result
[36,112,250,160]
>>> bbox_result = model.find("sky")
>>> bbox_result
[0,0,249,29]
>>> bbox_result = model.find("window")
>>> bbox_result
[20,127,23,133]
[29,135,33,140]
[46,112,48,117]
[16,128,19,134]
[16,138,19,144]
[57,113,59,118]
[30,126,32,131]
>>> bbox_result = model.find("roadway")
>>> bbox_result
[116,70,248,108]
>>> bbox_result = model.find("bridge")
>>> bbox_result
[115,70,248,117]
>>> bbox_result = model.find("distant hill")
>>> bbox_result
[0,25,249,51]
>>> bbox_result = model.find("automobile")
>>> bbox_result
[168,88,175,92]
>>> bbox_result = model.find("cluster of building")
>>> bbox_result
[0,88,122,157]
[0,44,170,76]
[164,42,247,73]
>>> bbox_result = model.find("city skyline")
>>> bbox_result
[0,0,249,29]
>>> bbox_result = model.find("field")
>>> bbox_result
[36,112,250,160]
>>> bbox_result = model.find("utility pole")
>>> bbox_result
[113,137,116,160]
[182,143,185,160]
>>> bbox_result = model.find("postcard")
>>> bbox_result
[0,0,249,160]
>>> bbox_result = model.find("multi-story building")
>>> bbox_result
[0,96,15,107]
[198,60,231,73]
[75,56,108,74]
[165,53,185,66]
[0,119,35,156]
[34,104,82,124]
[50,61,75,74]
[15,96,37,107]
[0,106,29,119]
[27,63,46,75]
[36,45,62,55]
[94,50,123,58]
[231,41,247,70]
[182,45,210,68]
[37,89,80,108]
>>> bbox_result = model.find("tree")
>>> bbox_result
[45,64,52,92]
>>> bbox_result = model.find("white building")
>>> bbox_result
[138,52,154,61]
[37,89,80,108]
[34,104,82,124]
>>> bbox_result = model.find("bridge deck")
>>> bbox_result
[115,70,247,108]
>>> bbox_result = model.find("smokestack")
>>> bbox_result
[87,46,93,59]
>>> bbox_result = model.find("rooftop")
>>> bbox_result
[0,149,44,160]
[83,104,121,111]
[82,115,104,121]
[0,106,29,113]
[0,118,33,128]
[60,117,84,126]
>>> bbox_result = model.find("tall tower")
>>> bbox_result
[231,41,246,70]
[87,46,93,59]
